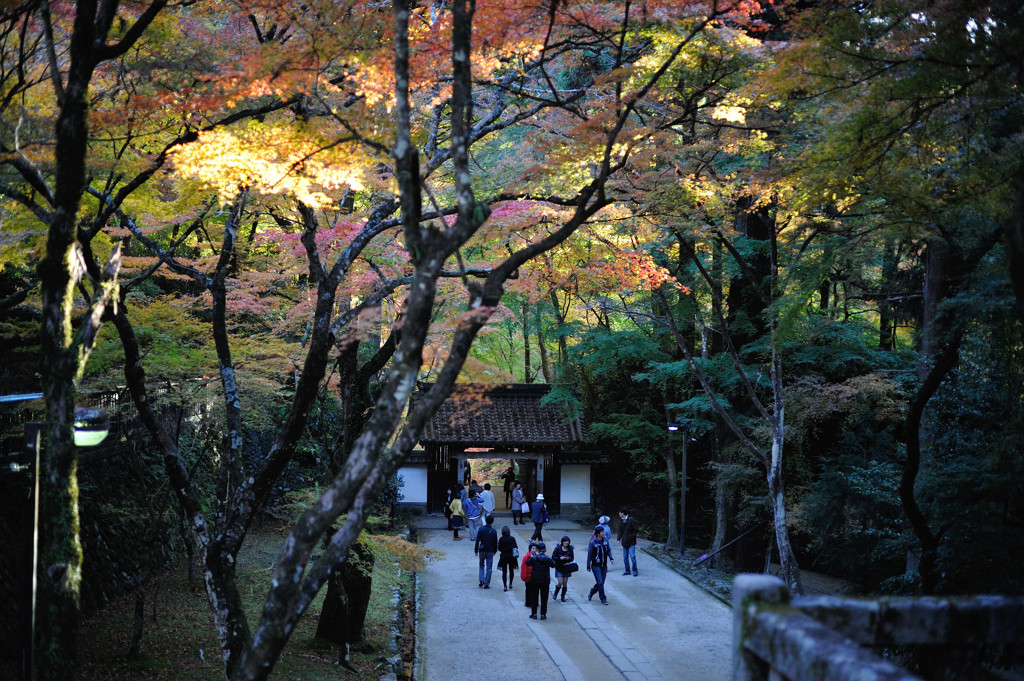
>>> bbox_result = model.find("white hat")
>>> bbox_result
[536,493,544,500]
[598,515,610,524]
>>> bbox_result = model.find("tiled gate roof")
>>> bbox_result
[418,384,585,446]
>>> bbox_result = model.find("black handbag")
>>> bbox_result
[563,562,579,574]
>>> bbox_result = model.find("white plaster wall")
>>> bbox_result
[560,464,591,504]
[397,465,428,503]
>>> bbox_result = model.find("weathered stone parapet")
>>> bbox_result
[732,574,1024,681]
[792,594,1024,647]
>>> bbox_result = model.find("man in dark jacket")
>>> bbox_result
[530,493,547,542]
[618,506,639,576]
[475,516,499,588]
[525,541,556,619]
[500,465,516,507]
[586,526,611,604]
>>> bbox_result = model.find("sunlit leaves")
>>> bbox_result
[171,120,373,207]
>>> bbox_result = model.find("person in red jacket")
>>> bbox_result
[521,541,535,609]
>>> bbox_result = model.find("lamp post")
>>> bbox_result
[20,406,109,681]
[668,420,687,557]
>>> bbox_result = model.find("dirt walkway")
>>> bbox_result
[412,516,733,680]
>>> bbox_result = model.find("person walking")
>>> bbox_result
[465,491,484,541]
[475,516,498,588]
[480,483,496,520]
[618,507,639,576]
[444,487,456,530]
[511,483,526,525]
[448,494,466,541]
[597,515,614,550]
[586,526,611,605]
[526,541,556,620]
[529,493,547,542]
[551,535,576,602]
[500,465,516,507]
[497,526,519,592]
[590,520,614,572]
[521,541,535,608]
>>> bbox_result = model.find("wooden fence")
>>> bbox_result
[733,574,1024,681]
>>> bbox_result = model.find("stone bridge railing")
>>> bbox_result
[732,574,1024,681]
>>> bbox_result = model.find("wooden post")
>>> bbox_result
[733,574,788,681]
[20,423,42,681]
[536,455,545,499]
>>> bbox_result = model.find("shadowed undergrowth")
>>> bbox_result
[77,521,407,681]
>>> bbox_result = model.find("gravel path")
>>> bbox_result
[413,516,733,681]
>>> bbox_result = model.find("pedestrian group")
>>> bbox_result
[447,482,641,623]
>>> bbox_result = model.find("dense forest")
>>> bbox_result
[1,0,1022,679]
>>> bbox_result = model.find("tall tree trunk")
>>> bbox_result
[900,337,958,595]
[919,239,950,375]
[768,349,801,594]
[537,301,552,383]
[336,339,360,471]
[550,290,569,372]
[723,198,771,348]
[710,454,728,567]
[879,239,899,350]
[315,540,374,669]
[662,449,680,551]
[319,328,396,645]
[897,229,999,594]
[878,304,894,351]
[523,299,532,382]
[36,3,108,677]
[1005,177,1024,342]
[766,214,801,594]
[900,238,952,593]
[709,239,729,565]
[206,194,253,678]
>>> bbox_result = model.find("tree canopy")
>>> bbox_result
[2,0,1023,678]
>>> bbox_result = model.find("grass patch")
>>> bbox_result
[77,520,412,680]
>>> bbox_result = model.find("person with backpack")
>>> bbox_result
[474,515,498,588]
[529,493,547,542]
[497,526,519,592]
[586,526,611,605]
[525,541,556,620]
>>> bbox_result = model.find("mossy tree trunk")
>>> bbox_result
[315,540,374,652]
